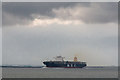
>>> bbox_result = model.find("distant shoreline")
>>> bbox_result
[1,66,44,68]
[0,65,118,68]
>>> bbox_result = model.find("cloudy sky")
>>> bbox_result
[2,2,118,66]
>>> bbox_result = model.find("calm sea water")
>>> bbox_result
[2,67,118,78]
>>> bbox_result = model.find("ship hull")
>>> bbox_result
[43,61,86,68]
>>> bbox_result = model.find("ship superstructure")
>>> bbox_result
[43,56,87,68]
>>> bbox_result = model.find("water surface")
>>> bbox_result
[2,67,118,78]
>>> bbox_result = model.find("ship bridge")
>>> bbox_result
[54,56,65,61]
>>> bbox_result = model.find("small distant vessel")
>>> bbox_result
[43,56,87,68]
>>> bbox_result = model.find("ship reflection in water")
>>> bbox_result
[43,56,87,68]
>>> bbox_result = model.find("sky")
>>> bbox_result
[2,2,118,66]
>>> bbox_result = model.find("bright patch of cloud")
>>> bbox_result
[30,18,84,26]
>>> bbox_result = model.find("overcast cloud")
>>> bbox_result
[2,2,118,66]
[3,2,118,26]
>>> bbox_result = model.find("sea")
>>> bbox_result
[2,66,118,78]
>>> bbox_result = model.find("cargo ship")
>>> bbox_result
[43,56,87,68]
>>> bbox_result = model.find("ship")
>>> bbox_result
[43,56,87,68]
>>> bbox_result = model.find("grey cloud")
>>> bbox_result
[3,2,88,26]
[83,3,118,23]
[2,11,32,26]
[3,2,90,17]
[2,2,118,26]
[52,2,118,23]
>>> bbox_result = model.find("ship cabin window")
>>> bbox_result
[67,64,76,67]
[74,64,76,67]
[67,64,69,67]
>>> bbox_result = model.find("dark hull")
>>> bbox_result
[43,61,87,68]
